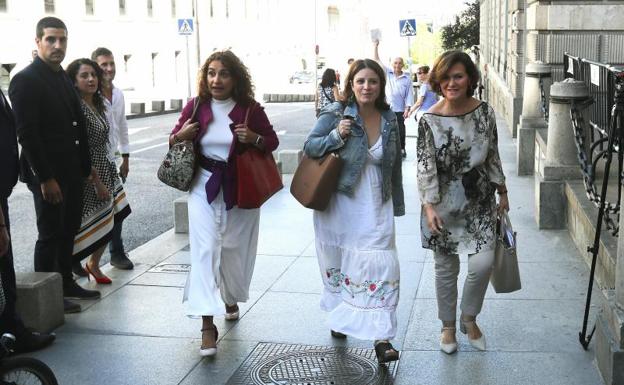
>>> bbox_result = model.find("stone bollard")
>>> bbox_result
[152,100,165,112]
[278,150,303,174]
[130,102,145,115]
[16,272,64,333]
[170,99,183,111]
[535,79,588,229]
[517,62,551,175]
[173,196,188,234]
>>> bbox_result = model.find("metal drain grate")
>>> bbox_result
[226,342,398,385]
[149,263,190,273]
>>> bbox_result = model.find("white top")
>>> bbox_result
[200,98,235,161]
[103,86,129,160]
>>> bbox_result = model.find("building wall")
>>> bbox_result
[0,0,373,103]
[479,0,624,136]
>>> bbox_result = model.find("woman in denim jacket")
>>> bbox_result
[303,59,404,364]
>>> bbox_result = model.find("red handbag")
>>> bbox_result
[236,104,283,209]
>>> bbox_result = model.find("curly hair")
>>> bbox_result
[340,59,389,111]
[66,58,105,115]
[429,50,479,97]
[197,50,255,106]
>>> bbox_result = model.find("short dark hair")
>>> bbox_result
[341,59,389,111]
[429,50,480,97]
[91,47,113,61]
[66,58,106,116]
[36,17,67,39]
[320,68,336,88]
[198,50,255,106]
[418,65,430,74]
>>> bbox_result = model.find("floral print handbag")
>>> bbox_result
[157,98,200,191]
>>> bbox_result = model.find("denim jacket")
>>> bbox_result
[303,101,405,216]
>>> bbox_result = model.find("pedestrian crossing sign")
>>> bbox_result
[399,19,416,37]
[177,18,194,35]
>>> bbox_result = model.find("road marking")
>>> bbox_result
[133,141,169,154]
[128,126,150,135]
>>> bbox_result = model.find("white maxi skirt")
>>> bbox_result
[313,138,400,341]
[183,168,260,318]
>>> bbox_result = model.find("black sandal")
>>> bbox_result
[374,340,399,364]
[330,330,347,339]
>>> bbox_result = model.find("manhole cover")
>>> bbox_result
[149,263,190,273]
[226,343,398,385]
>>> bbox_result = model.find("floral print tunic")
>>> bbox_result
[416,102,505,255]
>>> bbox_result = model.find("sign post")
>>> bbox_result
[178,18,194,98]
[399,19,416,68]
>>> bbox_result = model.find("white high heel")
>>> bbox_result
[460,319,486,351]
[199,326,218,357]
[440,326,458,354]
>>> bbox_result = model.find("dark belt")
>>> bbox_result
[198,154,227,205]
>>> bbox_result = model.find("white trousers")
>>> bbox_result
[183,175,260,318]
[433,249,495,321]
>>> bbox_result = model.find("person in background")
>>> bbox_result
[67,58,131,285]
[0,88,56,353]
[91,47,134,271]
[315,68,340,118]
[9,17,99,313]
[409,65,438,124]
[373,40,414,158]
[304,59,404,364]
[170,50,278,357]
[416,50,508,354]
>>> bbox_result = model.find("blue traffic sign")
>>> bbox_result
[399,19,416,37]
[177,18,194,35]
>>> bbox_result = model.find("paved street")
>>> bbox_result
[8,102,316,273]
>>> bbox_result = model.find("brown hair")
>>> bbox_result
[429,50,479,97]
[418,65,430,74]
[340,59,389,111]
[197,50,255,106]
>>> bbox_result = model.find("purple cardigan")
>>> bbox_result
[170,98,279,209]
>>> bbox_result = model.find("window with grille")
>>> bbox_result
[0,0,7,12]
[119,0,125,15]
[85,0,94,15]
[44,0,55,13]
[147,0,153,17]
[171,0,176,17]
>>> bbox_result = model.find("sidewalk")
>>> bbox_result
[25,116,606,384]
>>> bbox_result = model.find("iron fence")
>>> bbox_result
[564,52,624,236]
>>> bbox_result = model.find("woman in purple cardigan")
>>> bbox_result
[169,50,279,357]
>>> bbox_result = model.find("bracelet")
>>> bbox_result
[497,190,508,195]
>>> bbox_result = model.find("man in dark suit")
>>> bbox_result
[9,16,100,313]
[0,88,55,352]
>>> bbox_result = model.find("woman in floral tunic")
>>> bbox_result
[417,51,509,354]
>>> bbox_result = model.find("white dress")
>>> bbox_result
[183,98,260,318]
[313,135,400,341]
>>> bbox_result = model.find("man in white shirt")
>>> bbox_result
[373,40,414,158]
[91,47,133,270]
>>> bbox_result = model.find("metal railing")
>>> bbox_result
[564,52,624,236]
[564,53,624,350]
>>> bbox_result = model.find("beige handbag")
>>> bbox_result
[490,211,521,293]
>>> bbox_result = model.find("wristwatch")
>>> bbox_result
[255,135,264,145]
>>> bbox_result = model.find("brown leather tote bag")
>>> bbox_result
[290,152,343,211]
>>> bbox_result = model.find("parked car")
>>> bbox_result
[289,70,314,84]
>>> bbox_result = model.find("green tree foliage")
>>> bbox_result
[441,1,479,51]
